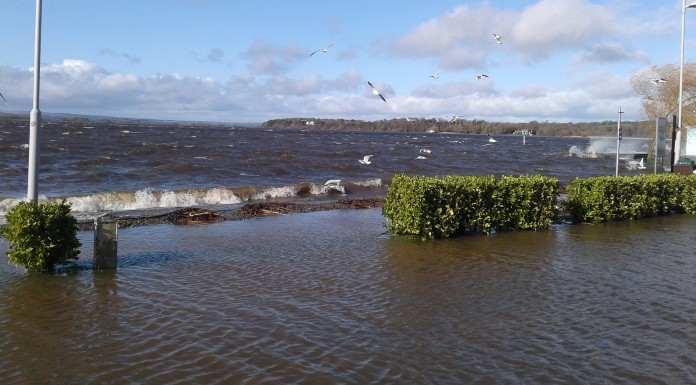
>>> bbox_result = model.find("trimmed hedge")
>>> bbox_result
[565,174,690,223]
[382,174,559,239]
[383,173,696,239]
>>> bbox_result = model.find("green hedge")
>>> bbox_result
[382,174,559,239]
[679,175,696,214]
[383,173,696,239]
[565,174,689,223]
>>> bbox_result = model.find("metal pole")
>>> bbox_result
[655,118,661,174]
[27,0,42,203]
[615,107,623,177]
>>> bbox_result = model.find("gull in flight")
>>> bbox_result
[419,149,432,154]
[650,78,667,85]
[359,154,374,164]
[476,74,489,81]
[430,71,441,80]
[367,81,386,102]
[309,43,334,56]
[0,91,5,102]
[492,34,503,44]
[487,134,497,143]
[637,158,646,170]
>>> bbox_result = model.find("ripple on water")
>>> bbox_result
[1,211,695,384]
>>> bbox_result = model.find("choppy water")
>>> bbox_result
[3,115,691,384]
[0,115,654,219]
[1,209,695,384]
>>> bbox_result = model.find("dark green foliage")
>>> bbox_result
[3,200,82,272]
[494,175,560,231]
[565,174,683,223]
[382,174,559,239]
[679,176,696,214]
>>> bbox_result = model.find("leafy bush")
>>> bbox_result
[678,175,696,214]
[383,174,558,239]
[565,174,683,223]
[3,200,82,272]
[493,175,559,231]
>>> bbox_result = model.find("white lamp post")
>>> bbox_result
[27,0,42,203]
[676,0,696,164]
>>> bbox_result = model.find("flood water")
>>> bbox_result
[1,209,694,384]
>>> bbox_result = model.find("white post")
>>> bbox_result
[27,0,42,203]
[676,1,696,163]
[615,107,623,177]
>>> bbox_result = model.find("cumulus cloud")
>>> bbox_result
[510,0,613,60]
[0,1,658,123]
[390,3,515,70]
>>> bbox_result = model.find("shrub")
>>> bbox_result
[382,174,558,239]
[565,174,683,223]
[3,200,82,272]
[493,175,559,231]
[679,175,696,214]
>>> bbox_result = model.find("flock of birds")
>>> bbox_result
[308,32,513,176]
[319,131,502,193]
[308,33,504,103]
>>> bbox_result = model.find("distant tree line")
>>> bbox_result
[261,117,653,138]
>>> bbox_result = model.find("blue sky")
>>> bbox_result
[0,0,691,123]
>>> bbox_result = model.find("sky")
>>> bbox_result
[0,0,693,124]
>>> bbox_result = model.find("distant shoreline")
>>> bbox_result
[0,112,652,138]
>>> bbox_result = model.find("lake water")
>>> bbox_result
[1,116,692,384]
[1,209,694,384]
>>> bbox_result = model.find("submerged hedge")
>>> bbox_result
[383,174,696,239]
[566,174,696,223]
[382,174,559,239]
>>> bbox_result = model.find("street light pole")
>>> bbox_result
[27,0,42,203]
[676,1,696,164]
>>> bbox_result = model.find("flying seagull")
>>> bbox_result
[476,74,489,81]
[359,154,374,164]
[430,71,441,80]
[492,34,503,44]
[367,81,386,102]
[650,78,667,85]
[0,91,5,102]
[309,43,334,56]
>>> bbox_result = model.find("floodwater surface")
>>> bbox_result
[1,209,694,384]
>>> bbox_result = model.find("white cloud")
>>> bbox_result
[510,0,613,61]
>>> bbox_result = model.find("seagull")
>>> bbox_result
[637,158,646,170]
[650,78,667,85]
[429,71,441,80]
[487,134,497,143]
[415,155,427,160]
[476,74,489,81]
[419,149,432,154]
[492,34,503,44]
[359,154,374,164]
[0,91,5,102]
[325,179,342,186]
[367,81,386,102]
[309,43,334,56]
[324,179,345,194]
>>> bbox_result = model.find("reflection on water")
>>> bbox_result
[1,210,695,384]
